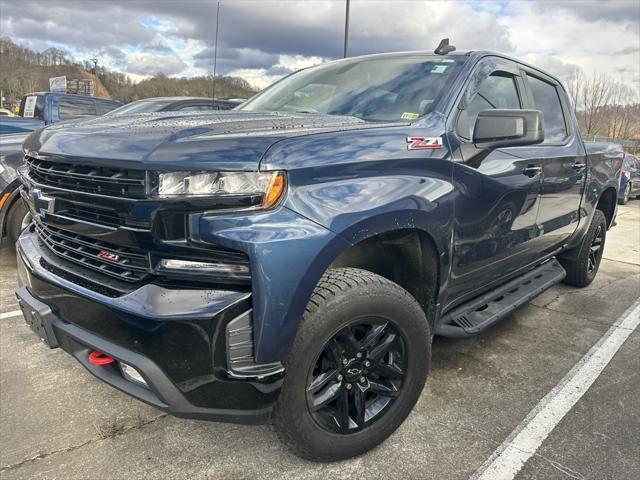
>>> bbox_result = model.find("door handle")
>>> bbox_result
[522,166,542,177]
[572,162,586,170]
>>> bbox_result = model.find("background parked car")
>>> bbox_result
[105,96,242,116]
[0,108,15,117]
[618,153,640,204]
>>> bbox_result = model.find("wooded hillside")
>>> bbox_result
[0,37,257,104]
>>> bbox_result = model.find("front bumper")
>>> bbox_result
[16,229,283,424]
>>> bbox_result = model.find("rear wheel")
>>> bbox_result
[559,209,607,287]
[272,268,431,461]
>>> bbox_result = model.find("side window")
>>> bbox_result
[460,73,521,139]
[58,97,97,120]
[526,76,568,143]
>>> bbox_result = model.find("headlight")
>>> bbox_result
[157,171,286,208]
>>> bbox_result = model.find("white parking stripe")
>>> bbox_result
[472,299,640,480]
[0,310,23,320]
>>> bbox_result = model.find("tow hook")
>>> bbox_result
[88,350,115,365]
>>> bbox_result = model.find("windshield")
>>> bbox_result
[240,55,466,122]
[106,99,176,116]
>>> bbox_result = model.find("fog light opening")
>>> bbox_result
[88,350,115,365]
[120,362,148,388]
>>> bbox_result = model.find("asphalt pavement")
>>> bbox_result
[1,203,638,480]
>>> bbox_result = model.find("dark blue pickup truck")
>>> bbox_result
[13,45,622,461]
[0,92,121,135]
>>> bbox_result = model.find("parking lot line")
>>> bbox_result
[0,310,22,320]
[472,299,640,480]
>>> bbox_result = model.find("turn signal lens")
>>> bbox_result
[263,172,286,209]
[0,192,9,209]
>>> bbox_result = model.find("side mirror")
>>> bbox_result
[473,109,544,149]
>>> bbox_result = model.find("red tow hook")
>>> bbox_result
[88,350,115,366]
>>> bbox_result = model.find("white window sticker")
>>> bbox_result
[431,65,448,74]
[23,96,37,118]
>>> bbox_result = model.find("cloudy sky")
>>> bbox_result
[1,0,639,93]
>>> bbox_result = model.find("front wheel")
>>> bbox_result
[272,268,431,461]
[559,209,607,287]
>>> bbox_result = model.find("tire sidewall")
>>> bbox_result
[275,274,430,460]
[7,200,30,244]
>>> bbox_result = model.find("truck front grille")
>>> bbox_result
[26,156,146,198]
[34,220,150,283]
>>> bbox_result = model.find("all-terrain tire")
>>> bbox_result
[559,209,607,288]
[272,267,431,462]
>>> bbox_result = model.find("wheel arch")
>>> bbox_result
[329,228,441,329]
[596,187,617,228]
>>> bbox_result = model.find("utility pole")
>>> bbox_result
[343,0,350,58]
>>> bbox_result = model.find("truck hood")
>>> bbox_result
[24,111,385,171]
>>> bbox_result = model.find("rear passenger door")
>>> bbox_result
[521,70,585,253]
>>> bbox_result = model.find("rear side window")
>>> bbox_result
[19,95,45,119]
[527,76,568,143]
[461,73,521,139]
[58,97,97,120]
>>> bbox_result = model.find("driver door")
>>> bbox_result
[445,57,544,306]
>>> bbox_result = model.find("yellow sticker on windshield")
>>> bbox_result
[401,112,420,120]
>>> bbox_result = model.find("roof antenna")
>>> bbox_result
[434,38,456,55]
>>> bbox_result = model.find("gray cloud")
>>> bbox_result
[1,0,637,91]
[193,44,280,72]
[535,0,639,25]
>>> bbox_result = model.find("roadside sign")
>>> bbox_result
[23,96,37,118]
[49,76,67,93]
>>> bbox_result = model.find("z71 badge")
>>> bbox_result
[406,136,444,150]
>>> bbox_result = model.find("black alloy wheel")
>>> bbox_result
[272,268,430,461]
[587,224,604,274]
[306,320,407,434]
[560,209,607,287]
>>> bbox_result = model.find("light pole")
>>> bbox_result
[343,0,350,58]
[212,1,220,99]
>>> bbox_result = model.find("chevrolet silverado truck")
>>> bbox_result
[14,45,623,461]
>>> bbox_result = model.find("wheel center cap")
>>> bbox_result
[344,360,364,381]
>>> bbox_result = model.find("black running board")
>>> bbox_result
[435,259,566,338]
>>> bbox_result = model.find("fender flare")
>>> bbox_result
[263,208,449,363]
